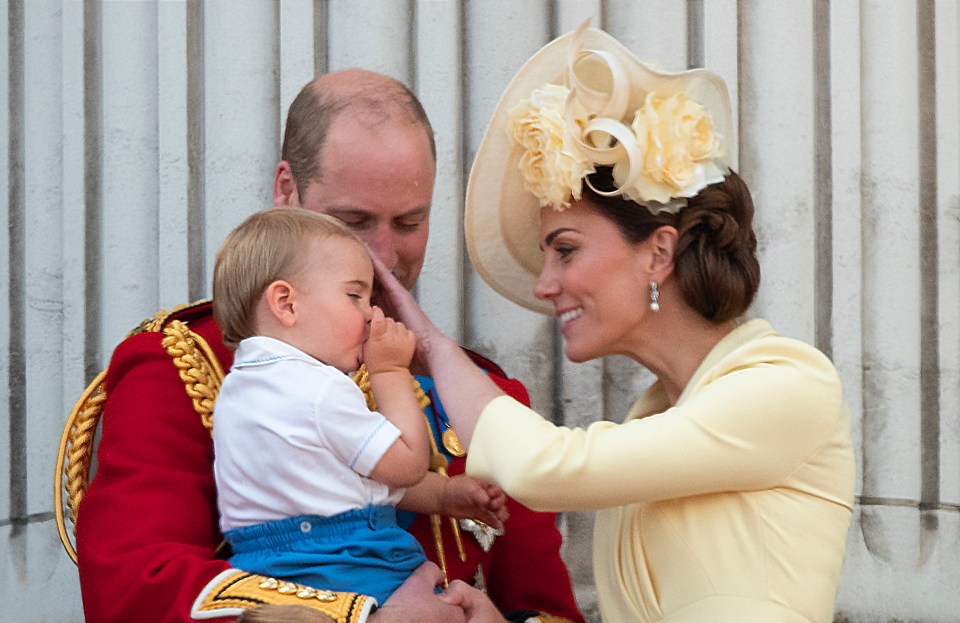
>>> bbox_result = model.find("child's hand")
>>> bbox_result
[363,306,416,375]
[440,475,510,531]
[479,482,508,525]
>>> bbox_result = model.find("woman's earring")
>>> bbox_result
[649,281,660,312]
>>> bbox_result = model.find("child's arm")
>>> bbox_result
[365,306,430,488]
[398,472,509,531]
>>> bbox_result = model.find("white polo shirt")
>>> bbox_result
[214,336,403,533]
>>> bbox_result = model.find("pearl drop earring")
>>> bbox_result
[649,281,660,312]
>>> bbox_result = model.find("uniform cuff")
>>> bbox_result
[190,568,375,622]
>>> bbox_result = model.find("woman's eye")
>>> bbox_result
[555,244,575,258]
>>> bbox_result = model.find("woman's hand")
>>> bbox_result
[369,249,449,364]
[368,244,505,448]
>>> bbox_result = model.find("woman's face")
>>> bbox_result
[534,199,652,362]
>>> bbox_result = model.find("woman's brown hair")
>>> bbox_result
[583,167,760,323]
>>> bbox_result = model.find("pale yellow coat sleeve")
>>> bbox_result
[465,320,854,622]
[466,322,851,514]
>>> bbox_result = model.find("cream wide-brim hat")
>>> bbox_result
[465,26,733,315]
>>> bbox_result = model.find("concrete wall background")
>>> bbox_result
[2,1,958,621]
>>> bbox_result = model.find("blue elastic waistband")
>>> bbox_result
[226,505,399,553]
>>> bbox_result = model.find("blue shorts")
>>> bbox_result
[226,505,427,604]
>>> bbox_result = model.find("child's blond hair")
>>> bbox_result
[213,208,366,348]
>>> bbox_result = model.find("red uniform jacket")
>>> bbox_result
[76,303,583,623]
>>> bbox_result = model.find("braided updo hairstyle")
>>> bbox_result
[582,167,760,323]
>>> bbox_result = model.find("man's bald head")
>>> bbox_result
[281,69,436,200]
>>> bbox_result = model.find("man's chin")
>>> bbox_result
[399,263,427,289]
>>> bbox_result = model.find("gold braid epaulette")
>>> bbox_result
[159,316,224,434]
[121,301,225,435]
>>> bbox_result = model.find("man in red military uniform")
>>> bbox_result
[75,69,584,623]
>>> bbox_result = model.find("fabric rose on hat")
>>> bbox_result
[616,92,726,206]
[508,83,595,210]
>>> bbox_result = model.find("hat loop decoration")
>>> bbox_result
[563,24,644,199]
[564,26,630,119]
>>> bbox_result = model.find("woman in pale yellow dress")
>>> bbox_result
[380,22,855,623]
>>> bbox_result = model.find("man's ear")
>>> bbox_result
[264,280,297,327]
[273,161,300,207]
[646,225,679,282]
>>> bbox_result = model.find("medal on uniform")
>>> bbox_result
[442,428,466,457]
[427,388,466,457]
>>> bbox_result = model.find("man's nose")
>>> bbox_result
[365,225,399,272]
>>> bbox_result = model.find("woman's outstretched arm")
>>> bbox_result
[371,252,504,448]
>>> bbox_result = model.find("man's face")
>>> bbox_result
[296,116,436,290]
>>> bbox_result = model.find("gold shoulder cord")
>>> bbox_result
[55,302,222,563]
[160,318,224,434]
[54,369,107,563]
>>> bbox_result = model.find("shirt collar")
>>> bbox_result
[232,335,324,369]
